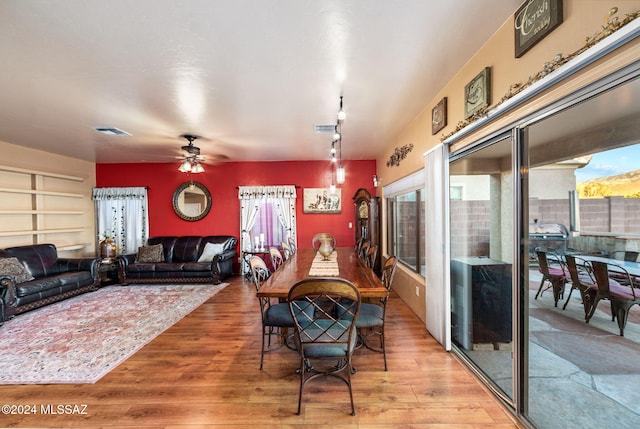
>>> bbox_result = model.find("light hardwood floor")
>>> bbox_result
[0,276,521,428]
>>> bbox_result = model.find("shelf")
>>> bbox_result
[0,210,84,215]
[0,165,84,182]
[0,164,89,248]
[58,243,90,251]
[0,187,84,198]
[0,228,86,237]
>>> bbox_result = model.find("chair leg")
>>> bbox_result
[585,296,602,323]
[534,277,547,300]
[614,302,633,336]
[562,286,575,310]
[260,325,266,370]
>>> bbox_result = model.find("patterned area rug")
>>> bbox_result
[0,283,227,385]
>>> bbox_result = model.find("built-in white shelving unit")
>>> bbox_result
[0,164,89,250]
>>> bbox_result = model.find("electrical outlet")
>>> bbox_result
[415,286,420,296]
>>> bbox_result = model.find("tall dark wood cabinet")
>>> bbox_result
[353,188,381,273]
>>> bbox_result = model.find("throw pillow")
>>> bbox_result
[197,242,226,263]
[0,257,35,283]
[135,244,164,263]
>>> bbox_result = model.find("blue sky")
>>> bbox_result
[574,145,640,183]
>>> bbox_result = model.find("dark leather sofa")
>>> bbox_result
[0,244,100,322]
[117,235,237,285]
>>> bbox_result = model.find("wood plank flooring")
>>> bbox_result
[0,276,521,428]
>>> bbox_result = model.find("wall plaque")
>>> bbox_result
[464,67,491,119]
[431,97,447,135]
[514,0,563,58]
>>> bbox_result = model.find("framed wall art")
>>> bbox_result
[431,97,447,135]
[514,0,563,58]
[303,188,341,214]
[464,67,491,119]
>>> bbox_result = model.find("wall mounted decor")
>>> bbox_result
[303,188,341,214]
[386,144,414,167]
[514,0,563,58]
[431,97,447,135]
[464,67,491,119]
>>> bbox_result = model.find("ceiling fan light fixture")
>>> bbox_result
[178,159,192,172]
[191,162,205,173]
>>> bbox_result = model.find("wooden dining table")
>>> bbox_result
[256,247,387,299]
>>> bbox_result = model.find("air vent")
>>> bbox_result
[314,124,337,133]
[94,127,132,136]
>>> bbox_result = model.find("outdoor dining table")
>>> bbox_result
[256,247,387,299]
[575,254,640,277]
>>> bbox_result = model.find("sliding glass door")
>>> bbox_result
[449,134,515,403]
[449,66,640,428]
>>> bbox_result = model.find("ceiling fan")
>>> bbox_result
[177,134,206,173]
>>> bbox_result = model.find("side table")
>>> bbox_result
[242,250,269,280]
[99,258,119,286]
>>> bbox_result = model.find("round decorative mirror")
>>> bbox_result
[172,181,212,221]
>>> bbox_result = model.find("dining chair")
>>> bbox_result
[562,255,598,319]
[249,256,294,370]
[287,277,361,416]
[588,260,640,336]
[311,232,336,250]
[281,242,292,260]
[535,248,568,307]
[365,244,378,270]
[359,240,370,261]
[269,246,284,271]
[355,256,397,370]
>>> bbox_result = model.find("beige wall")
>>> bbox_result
[377,1,640,322]
[0,140,97,257]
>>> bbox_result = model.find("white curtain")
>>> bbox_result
[238,185,297,273]
[424,144,451,350]
[92,187,149,255]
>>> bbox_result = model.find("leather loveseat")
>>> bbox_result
[0,244,100,322]
[117,235,237,285]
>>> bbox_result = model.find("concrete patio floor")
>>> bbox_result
[464,270,640,429]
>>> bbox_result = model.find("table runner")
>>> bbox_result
[308,249,339,276]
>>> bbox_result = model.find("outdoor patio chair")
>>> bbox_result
[535,248,569,307]
[562,255,598,319]
[588,260,640,336]
[288,277,361,415]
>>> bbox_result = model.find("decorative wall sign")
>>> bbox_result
[431,97,447,135]
[464,67,491,119]
[386,144,414,167]
[514,0,563,58]
[303,188,341,213]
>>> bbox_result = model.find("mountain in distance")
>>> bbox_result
[577,169,640,198]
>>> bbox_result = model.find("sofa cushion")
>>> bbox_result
[197,242,226,262]
[147,237,178,262]
[136,244,164,263]
[173,236,204,262]
[16,276,63,297]
[0,257,35,283]
[5,244,60,278]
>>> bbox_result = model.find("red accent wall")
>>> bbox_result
[96,160,376,250]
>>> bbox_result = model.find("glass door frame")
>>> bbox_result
[447,59,640,428]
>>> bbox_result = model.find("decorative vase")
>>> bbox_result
[100,238,116,260]
[318,237,334,261]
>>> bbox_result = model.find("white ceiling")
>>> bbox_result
[0,0,523,164]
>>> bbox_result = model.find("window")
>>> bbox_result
[251,200,286,248]
[384,171,425,275]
